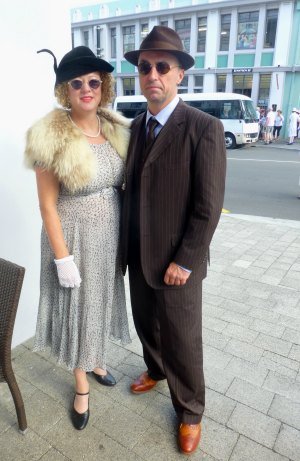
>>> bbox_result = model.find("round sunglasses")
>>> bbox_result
[138,61,181,75]
[68,78,102,90]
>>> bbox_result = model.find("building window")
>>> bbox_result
[264,9,278,48]
[141,24,148,43]
[178,76,188,94]
[175,19,191,52]
[233,74,253,97]
[160,20,168,27]
[237,11,259,50]
[111,28,116,58]
[194,75,203,93]
[197,17,207,53]
[71,32,74,48]
[258,74,271,108]
[123,77,135,95]
[123,25,135,54]
[217,74,226,92]
[219,14,231,51]
[83,30,89,47]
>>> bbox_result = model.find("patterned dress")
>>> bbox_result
[34,141,131,371]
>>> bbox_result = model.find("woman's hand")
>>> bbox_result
[54,255,81,288]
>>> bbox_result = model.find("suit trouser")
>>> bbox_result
[128,260,205,424]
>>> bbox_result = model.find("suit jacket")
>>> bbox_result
[121,99,226,289]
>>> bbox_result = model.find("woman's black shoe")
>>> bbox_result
[92,370,116,386]
[71,391,89,430]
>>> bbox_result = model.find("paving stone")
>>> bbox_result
[261,350,299,372]
[105,342,132,368]
[115,352,146,379]
[204,365,234,394]
[203,345,233,370]
[230,435,289,461]
[93,402,152,449]
[224,338,263,363]
[282,327,300,346]
[274,424,300,461]
[23,389,65,436]
[39,448,71,460]
[12,350,54,384]
[249,318,285,338]
[44,415,143,461]
[203,327,229,350]
[254,333,292,357]
[220,299,251,315]
[11,344,28,359]
[203,315,228,333]
[280,315,300,332]
[222,324,259,344]
[0,400,15,435]
[203,293,224,307]
[263,371,300,403]
[0,426,50,461]
[226,378,274,413]
[200,416,239,461]
[227,403,281,448]
[0,374,36,413]
[289,344,300,362]
[269,394,300,430]
[204,389,236,425]
[225,356,268,386]
[140,392,177,434]
[248,307,280,323]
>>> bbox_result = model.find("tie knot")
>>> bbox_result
[147,117,158,130]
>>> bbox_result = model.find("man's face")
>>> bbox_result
[138,51,184,113]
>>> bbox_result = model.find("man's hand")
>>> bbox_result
[164,262,191,286]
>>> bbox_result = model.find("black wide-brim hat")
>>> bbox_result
[124,26,194,70]
[37,46,114,86]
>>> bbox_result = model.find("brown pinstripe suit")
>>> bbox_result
[121,99,226,423]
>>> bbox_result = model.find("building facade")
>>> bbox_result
[71,0,300,132]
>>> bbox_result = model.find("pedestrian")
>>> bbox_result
[264,108,275,144]
[122,26,226,455]
[273,109,284,140]
[287,108,300,145]
[24,46,131,430]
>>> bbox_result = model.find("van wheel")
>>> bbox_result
[225,133,236,149]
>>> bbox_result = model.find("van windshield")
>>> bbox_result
[241,100,257,122]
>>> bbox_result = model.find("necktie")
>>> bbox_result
[146,117,159,148]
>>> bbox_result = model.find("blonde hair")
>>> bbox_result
[55,72,115,109]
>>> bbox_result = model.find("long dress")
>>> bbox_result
[34,141,131,371]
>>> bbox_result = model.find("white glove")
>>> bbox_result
[54,255,81,288]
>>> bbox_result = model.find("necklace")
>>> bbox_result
[68,114,101,138]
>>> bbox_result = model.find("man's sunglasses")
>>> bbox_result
[68,78,102,90]
[137,61,181,75]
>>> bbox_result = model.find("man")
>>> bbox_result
[265,108,275,144]
[122,26,226,455]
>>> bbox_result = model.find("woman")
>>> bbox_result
[273,109,284,140]
[24,46,131,430]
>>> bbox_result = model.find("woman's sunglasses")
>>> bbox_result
[68,78,102,90]
[137,61,181,75]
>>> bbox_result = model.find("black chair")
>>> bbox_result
[0,258,27,433]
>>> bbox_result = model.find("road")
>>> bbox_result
[224,142,300,221]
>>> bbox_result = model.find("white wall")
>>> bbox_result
[0,0,72,347]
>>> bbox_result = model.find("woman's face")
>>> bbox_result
[67,72,102,114]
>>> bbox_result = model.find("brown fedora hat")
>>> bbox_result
[124,25,194,70]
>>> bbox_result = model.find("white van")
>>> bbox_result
[113,93,259,149]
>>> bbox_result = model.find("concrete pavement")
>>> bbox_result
[0,144,300,460]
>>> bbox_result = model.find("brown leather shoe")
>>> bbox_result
[178,422,201,455]
[130,371,158,394]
